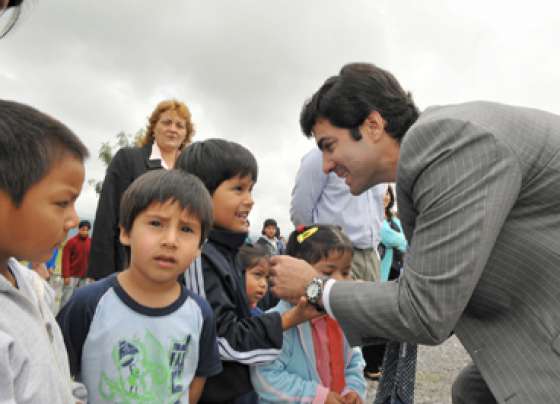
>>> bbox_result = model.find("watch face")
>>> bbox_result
[307,282,320,300]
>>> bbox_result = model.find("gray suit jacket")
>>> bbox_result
[329,101,560,403]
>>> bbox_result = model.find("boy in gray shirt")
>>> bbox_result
[0,99,88,403]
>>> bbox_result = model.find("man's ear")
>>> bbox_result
[119,225,131,246]
[361,111,386,142]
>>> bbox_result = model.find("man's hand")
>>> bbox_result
[326,391,345,404]
[269,255,319,302]
[63,277,71,286]
[342,391,363,404]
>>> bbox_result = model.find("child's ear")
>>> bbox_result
[119,226,131,246]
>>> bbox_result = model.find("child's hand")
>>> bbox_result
[325,391,345,404]
[281,297,324,330]
[293,296,324,321]
[341,391,363,404]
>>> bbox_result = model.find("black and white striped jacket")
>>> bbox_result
[184,229,282,402]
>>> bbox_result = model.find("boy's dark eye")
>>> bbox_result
[56,201,70,208]
[181,225,193,233]
[149,220,161,227]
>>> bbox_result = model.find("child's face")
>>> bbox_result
[212,174,254,233]
[119,199,201,286]
[245,259,269,307]
[0,155,84,264]
[312,250,352,281]
[78,225,90,238]
[263,225,277,239]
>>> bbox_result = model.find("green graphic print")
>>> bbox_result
[99,331,191,403]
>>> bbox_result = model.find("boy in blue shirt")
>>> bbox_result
[0,99,88,403]
[57,169,222,403]
[178,139,318,403]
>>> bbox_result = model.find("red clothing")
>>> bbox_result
[310,316,346,394]
[62,234,91,278]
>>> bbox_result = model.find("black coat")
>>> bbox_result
[196,229,283,403]
[88,143,163,279]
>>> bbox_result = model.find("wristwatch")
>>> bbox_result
[305,276,329,311]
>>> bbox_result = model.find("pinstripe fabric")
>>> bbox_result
[183,254,282,365]
[328,102,560,404]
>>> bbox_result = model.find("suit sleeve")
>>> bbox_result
[88,148,133,279]
[328,118,523,345]
[201,256,283,365]
[290,149,328,226]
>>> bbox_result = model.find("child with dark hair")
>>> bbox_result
[57,170,222,404]
[238,244,270,316]
[0,99,88,402]
[256,218,279,255]
[252,224,367,404]
[177,139,315,403]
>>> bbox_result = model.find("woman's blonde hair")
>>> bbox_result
[139,99,194,149]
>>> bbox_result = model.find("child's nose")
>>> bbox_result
[64,206,80,231]
[244,192,254,207]
[161,228,179,247]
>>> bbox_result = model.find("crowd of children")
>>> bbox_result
[0,100,367,403]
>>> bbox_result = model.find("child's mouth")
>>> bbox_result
[236,212,249,221]
[154,255,177,268]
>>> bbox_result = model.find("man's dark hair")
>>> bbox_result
[286,224,353,265]
[0,99,89,206]
[176,138,258,195]
[238,244,269,273]
[300,63,419,142]
[119,170,213,259]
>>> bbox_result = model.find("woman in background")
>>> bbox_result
[88,99,194,279]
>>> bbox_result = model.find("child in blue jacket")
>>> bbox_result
[251,225,367,403]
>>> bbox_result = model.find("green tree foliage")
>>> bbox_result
[88,129,144,194]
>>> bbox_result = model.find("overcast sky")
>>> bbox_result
[1,0,559,237]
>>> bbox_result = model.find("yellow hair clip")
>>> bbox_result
[297,226,319,243]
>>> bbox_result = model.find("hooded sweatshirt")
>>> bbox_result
[0,258,86,403]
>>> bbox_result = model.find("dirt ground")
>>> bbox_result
[365,336,471,404]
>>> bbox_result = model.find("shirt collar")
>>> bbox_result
[149,142,169,169]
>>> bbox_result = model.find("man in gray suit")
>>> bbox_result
[270,63,560,403]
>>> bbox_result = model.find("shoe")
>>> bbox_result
[364,370,382,381]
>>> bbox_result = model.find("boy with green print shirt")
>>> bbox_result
[57,170,222,404]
